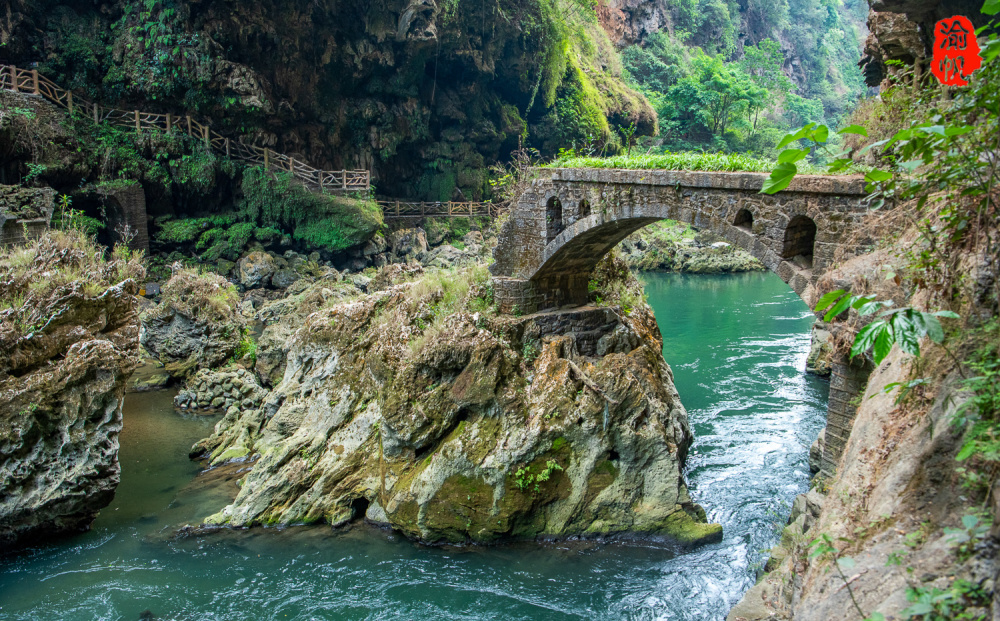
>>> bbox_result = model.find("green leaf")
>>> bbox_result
[777,123,815,148]
[918,125,947,137]
[904,602,934,616]
[962,514,980,529]
[865,169,893,183]
[859,139,889,156]
[778,148,810,164]
[933,310,960,319]
[981,0,999,16]
[839,124,868,137]
[828,158,853,173]
[898,159,923,172]
[812,125,830,143]
[851,322,881,359]
[866,612,886,621]
[873,325,893,364]
[892,312,921,356]
[957,442,978,461]
[837,556,856,570]
[761,162,798,194]
[944,125,974,137]
[921,312,944,343]
[815,289,847,312]
[824,294,854,322]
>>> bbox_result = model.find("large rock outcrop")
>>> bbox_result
[193,264,721,545]
[140,268,246,378]
[0,230,144,547]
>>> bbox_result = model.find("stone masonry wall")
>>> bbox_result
[491,167,873,474]
[0,185,54,245]
[492,168,869,312]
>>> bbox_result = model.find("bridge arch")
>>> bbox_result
[733,207,754,231]
[491,168,868,314]
[783,214,818,266]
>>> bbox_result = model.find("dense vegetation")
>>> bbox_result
[0,0,656,201]
[618,0,867,156]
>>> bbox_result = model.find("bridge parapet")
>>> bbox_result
[491,167,869,313]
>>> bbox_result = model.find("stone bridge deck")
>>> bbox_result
[490,167,872,477]
[491,168,868,313]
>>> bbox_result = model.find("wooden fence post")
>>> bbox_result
[202,125,209,147]
[263,148,269,169]
[135,109,140,131]
[396,201,400,217]
[342,172,347,190]
[186,115,192,137]
[66,91,73,114]
[288,156,295,173]
[8,66,15,91]
[225,137,230,157]
[31,69,39,95]
[165,113,172,132]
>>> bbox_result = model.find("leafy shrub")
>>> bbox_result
[239,168,382,251]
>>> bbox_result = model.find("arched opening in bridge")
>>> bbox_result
[546,197,564,243]
[579,199,591,219]
[733,208,753,231]
[782,215,817,267]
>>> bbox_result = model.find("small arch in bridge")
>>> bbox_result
[546,197,564,243]
[579,199,591,219]
[733,208,753,231]
[782,215,817,267]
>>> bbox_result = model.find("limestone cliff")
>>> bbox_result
[191,261,721,545]
[0,229,144,547]
[0,0,655,201]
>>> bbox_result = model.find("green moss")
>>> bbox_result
[210,446,249,464]
[551,437,568,452]
[645,509,724,546]
[240,168,382,251]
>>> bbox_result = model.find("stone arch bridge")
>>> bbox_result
[490,167,872,477]
[491,168,869,313]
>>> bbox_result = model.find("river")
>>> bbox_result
[0,271,828,620]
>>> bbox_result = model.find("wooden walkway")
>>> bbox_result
[0,64,369,192]
[378,200,496,219]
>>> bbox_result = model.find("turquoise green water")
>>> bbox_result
[0,271,827,620]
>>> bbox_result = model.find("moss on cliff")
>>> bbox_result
[1,0,655,200]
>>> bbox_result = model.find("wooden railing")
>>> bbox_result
[0,64,370,192]
[377,200,496,219]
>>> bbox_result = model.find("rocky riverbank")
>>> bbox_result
[0,229,144,547]
[618,220,764,274]
[183,255,721,545]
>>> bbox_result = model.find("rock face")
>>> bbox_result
[193,267,721,545]
[805,322,833,376]
[0,231,144,546]
[140,268,245,378]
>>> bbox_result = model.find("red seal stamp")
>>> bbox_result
[932,15,982,86]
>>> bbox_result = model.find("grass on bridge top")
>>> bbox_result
[546,151,815,174]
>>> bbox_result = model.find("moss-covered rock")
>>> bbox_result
[139,268,245,377]
[619,220,765,274]
[195,263,719,545]
[0,230,144,546]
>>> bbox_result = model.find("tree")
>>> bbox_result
[689,53,752,136]
[740,39,793,136]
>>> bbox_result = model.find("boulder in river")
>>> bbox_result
[139,268,246,378]
[193,260,721,545]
